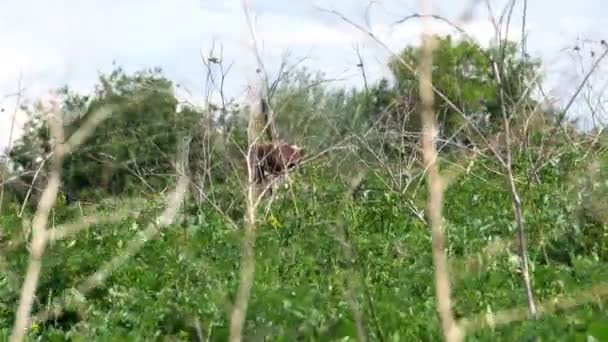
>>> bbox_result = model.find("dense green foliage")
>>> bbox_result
[387,37,541,144]
[1,35,607,341]
[1,148,606,341]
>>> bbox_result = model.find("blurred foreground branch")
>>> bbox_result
[418,1,462,341]
[10,102,113,342]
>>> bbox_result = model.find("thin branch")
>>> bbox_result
[228,2,269,340]
[18,152,54,218]
[77,148,189,294]
[490,55,537,318]
[9,101,113,342]
[521,0,528,60]
[10,101,66,342]
[354,44,369,92]
[0,73,24,213]
[418,1,462,340]
[557,46,608,127]
[32,138,190,325]
[459,282,608,334]
[317,7,500,162]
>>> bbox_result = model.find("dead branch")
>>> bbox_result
[418,1,462,340]
[490,50,538,319]
[228,2,269,340]
[9,101,114,342]
[459,282,608,334]
[0,73,23,214]
[31,137,189,326]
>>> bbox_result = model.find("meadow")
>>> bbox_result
[1,4,608,341]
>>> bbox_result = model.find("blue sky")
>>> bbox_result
[1,0,607,151]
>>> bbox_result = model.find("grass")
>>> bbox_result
[0,148,607,341]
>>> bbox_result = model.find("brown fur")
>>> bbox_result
[243,142,304,185]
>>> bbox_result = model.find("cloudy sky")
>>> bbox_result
[1,0,606,152]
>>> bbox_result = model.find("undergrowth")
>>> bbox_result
[0,150,607,341]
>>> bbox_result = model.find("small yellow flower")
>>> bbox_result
[268,213,281,230]
[178,330,189,339]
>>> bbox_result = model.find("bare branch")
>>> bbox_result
[557,46,608,127]
[229,2,271,340]
[10,100,66,342]
[459,282,608,334]
[0,73,23,214]
[32,138,190,326]
[490,41,538,319]
[9,98,114,341]
[418,1,462,340]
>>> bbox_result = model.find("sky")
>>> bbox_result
[1,0,607,153]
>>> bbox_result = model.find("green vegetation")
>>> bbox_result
[1,35,607,341]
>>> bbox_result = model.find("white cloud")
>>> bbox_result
[0,0,606,152]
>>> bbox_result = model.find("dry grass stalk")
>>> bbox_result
[46,206,137,242]
[228,96,264,341]
[227,80,289,342]
[228,94,282,341]
[418,1,462,341]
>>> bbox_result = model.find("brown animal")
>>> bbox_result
[244,141,304,186]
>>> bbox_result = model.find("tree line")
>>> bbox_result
[1,35,569,211]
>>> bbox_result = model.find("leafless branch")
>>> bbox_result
[316,6,499,160]
[459,282,608,334]
[9,99,114,342]
[0,73,24,213]
[354,44,369,92]
[18,152,54,218]
[10,101,66,342]
[418,1,462,340]
[32,138,189,326]
[77,143,189,294]
[228,1,271,340]
[490,43,538,319]
[557,45,608,127]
